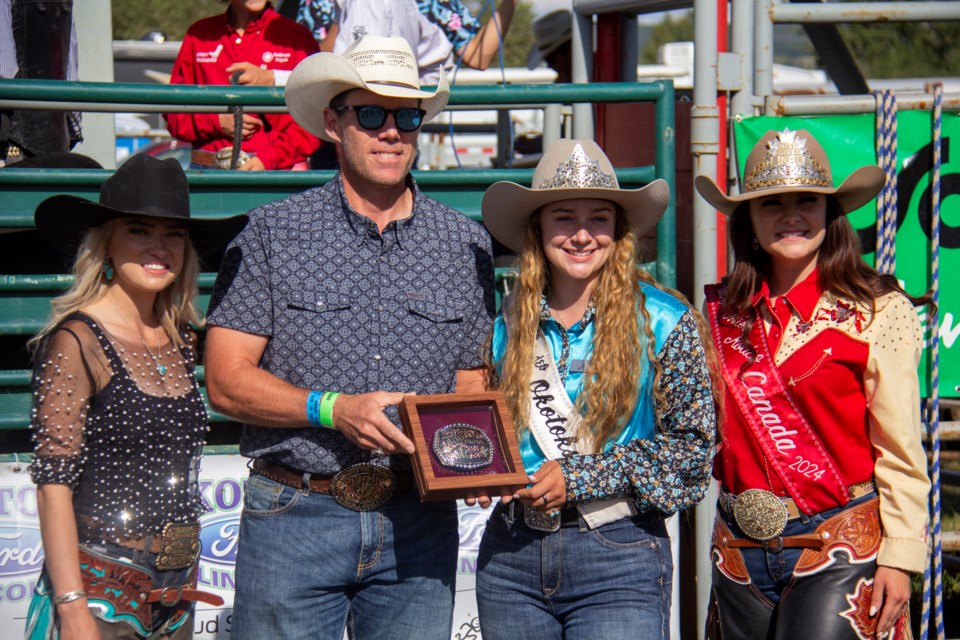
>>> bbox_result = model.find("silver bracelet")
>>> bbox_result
[53,590,87,605]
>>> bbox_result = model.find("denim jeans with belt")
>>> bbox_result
[231,470,459,640]
[476,502,672,640]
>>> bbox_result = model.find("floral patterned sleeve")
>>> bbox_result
[297,0,337,42]
[417,0,480,53]
[557,311,718,515]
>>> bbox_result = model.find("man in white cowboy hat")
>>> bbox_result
[204,35,495,639]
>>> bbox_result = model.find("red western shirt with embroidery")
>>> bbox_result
[708,269,929,572]
[165,6,321,170]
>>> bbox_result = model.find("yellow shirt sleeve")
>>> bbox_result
[862,292,931,573]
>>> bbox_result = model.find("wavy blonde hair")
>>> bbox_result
[492,207,717,452]
[28,218,203,354]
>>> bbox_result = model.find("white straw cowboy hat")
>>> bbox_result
[482,139,669,252]
[285,35,450,143]
[695,127,886,215]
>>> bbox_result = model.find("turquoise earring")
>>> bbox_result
[101,257,115,281]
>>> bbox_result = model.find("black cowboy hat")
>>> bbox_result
[34,153,247,269]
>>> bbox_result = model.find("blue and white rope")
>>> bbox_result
[873,90,898,275]
[920,82,945,640]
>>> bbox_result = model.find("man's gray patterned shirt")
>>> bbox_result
[207,174,496,474]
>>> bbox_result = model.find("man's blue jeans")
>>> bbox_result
[231,469,459,640]
[475,503,673,640]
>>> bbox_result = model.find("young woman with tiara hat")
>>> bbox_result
[23,154,246,639]
[475,139,719,639]
[696,128,932,640]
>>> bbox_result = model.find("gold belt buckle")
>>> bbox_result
[154,522,201,571]
[732,489,788,541]
[330,463,396,511]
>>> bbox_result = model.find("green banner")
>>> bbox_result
[735,114,959,398]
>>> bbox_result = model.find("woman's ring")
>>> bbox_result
[371,446,386,457]
[542,495,549,505]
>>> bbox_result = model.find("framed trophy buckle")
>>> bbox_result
[432,423,495,471]
[732,489,789,541]
[399,392,529,501]
[330,464,396,511]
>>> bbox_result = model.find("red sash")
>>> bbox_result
[706,285,848,515]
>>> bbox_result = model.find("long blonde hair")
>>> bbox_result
[28,219,203,354]
[493,207,714,452]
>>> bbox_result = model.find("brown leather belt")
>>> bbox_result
[190,150,220,168]
[146,585,224,607]
[252,459,414,495]
[191,148,253,169]
[718,480,876,522]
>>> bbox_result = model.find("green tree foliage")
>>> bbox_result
[640,10,693,64]
[113,0,221,40]
[838,22,960,78]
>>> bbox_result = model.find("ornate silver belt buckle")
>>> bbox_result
[431,423,494,472]
[214,147,252,169]
[330,463,396,512]
[522,506,560,533]
[155,522,201,571]
[732,489,788,541]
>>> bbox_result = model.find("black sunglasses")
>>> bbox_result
[332,105,427,133]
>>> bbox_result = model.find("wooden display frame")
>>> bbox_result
[399,392,528,501]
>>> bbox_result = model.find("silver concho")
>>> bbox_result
[431,423,494,472]
[330,463,396,511]
[732,489,789,541]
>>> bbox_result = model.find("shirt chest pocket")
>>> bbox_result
[406,298,466,324]
[286,291,353,315]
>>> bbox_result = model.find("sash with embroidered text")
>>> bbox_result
[705,285,848,516]
[529,331,637,529]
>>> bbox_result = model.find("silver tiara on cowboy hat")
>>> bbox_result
[695,127,886,215]
[482,139,670,252]
[284,35,450,143]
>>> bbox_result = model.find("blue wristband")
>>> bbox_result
[306,390,324,427]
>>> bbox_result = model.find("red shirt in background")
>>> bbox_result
[165,6,321,170]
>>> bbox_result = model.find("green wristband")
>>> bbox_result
[319,392,340,429]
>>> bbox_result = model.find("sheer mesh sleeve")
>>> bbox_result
[29,322,104,487]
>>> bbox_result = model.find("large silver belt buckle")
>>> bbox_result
[732,489,788,541]
[214,147,252,169]
[431,423,494,472]
[154,522,201,571]
[330,463,396,512]
[522,506,560,533]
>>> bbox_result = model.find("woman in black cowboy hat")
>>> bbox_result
[696,128,931,640]
[23,154,245,640]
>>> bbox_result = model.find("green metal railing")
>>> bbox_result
[0,78,677,438]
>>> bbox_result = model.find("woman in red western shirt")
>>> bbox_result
[696,128,931,640]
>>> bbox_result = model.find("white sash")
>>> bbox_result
[531,332,637,529]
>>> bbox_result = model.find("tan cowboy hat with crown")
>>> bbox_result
[695,128,886,215]
[482,139,670,252]
[284,35,450,143]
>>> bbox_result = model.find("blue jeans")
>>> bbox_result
[475,503,672,640]
[231,470,459,640]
